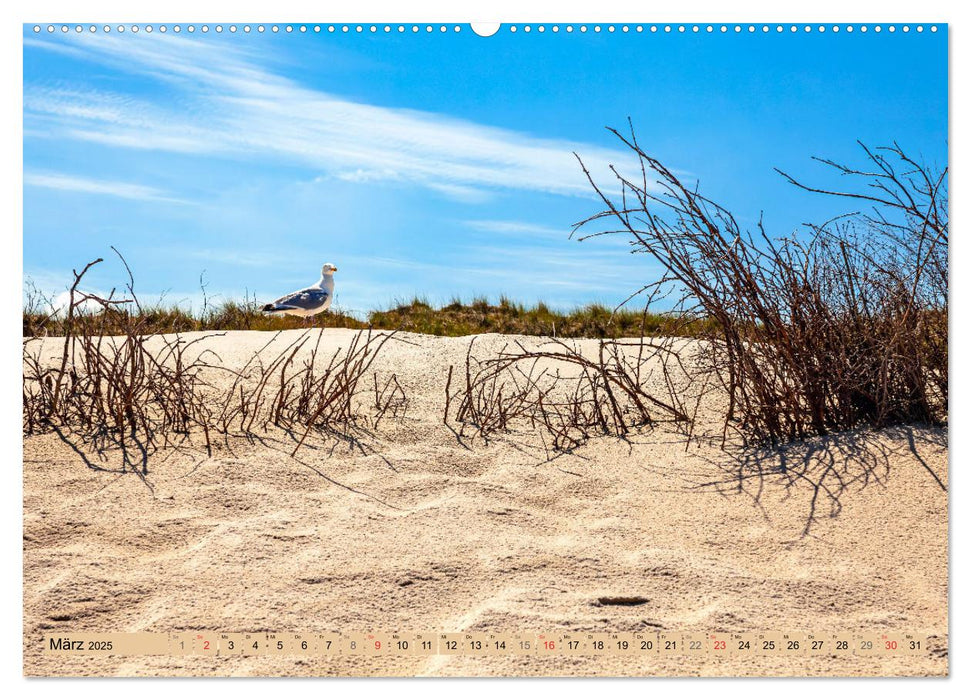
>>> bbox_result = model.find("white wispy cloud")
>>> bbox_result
[24,33,643,200]
[461,219,637,251]
[463,219,574,240]
[335,168,402,184]
[343,238,658,294]
[24,171,187,203]
[176,248,290,268]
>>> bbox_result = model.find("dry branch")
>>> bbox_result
[574,124,947,446]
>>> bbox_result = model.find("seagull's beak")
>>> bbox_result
[332,267,338,272]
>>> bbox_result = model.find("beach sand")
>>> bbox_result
[22,329,949,676]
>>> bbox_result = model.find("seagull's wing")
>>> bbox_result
[264,287,331,312]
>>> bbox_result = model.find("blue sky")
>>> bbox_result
[23,25,947,316]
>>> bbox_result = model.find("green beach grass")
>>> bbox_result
[23,295,711,339]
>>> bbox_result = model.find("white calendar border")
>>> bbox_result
[3,1,962,699]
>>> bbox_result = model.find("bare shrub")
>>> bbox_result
[22,258,219,471]
[371,373,409,430]
[444,336,691,452]
[574,124,947,446]
[269,329,402,455]
[23,257,406,467]
[208,328,404,454]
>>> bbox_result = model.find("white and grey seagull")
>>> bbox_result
[262,263,338,320]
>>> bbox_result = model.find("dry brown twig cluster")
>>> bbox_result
[23,254,408,471]
[572,123,947,447]
[23,257,218,468]
[444,335,693,454]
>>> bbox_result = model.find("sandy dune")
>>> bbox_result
[22,329,948,676]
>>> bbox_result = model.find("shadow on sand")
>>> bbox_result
[690,425,947,536]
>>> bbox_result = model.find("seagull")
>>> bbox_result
[262,263,337,319]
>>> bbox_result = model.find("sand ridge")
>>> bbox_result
[22,329,948,676]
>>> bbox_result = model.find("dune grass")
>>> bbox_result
[367,296,713,338]
[23,302,368,336]
[24,294,710,339]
